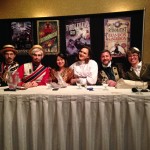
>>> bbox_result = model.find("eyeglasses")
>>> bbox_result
[128,54,138,58]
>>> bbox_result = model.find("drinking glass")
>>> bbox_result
[136,86,142,94]
[45,78,52,89]
[80,78,87,88]
[102,78,108,90]
[7,71,17,90]
[76,79,82,89]
[135,81,142,94]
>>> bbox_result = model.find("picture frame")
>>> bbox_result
[104,17,131,58]
[11,21,33,55]
[37,20,60,55]
[65,18,91,56]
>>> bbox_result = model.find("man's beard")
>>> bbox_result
[6,58,13,64]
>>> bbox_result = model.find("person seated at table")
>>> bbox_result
[50,53,74,84]
[70,46,98,85]
[0,44,19,86]
[125,47,150,87]
[97,49,125,87]
[17,45,50,88]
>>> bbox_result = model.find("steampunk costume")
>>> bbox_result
[17,45,50,87]
[97,62,125,85]
[125,47,150,88]
[0,62,19,83]
[0,44,19,86]
[125,62,150,87]
[70,60,98,85]
[17,62,49,86]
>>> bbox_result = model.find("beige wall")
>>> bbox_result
[0,0,150,62]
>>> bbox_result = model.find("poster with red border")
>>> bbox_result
[65,18,91,56]
[37,20,60,55]
[104,17,131,57]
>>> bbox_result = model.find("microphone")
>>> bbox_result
[132,88,138,92]
[132,88,149,92]
[141,89,149,92]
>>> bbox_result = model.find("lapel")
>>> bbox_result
[140,63,147,77]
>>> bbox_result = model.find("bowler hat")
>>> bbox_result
[28,45,45,56]
[1,44,17,55]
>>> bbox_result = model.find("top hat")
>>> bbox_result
[28,45,45,56]
[1,44,17,55]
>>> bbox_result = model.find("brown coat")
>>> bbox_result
[125,63,150,85]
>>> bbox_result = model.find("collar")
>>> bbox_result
[32,62,41,66]
[78,61,85,65]
[130,61,142,71]
[32,62,41,71]
[102,61,112,68]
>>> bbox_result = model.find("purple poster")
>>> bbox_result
[65,18,91,56]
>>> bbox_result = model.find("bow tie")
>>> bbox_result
[103,66,111,69]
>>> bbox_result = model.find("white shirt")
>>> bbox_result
[102,61,112,68]
[130,61,142,77]
[70,59,98,85]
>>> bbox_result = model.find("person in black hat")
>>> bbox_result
[17,45,50,88]
[125,47,150,87]
[0,44,19,86]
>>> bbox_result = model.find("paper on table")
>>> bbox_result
[116,78,148,89]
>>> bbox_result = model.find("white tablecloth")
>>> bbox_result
[0,86,150,150]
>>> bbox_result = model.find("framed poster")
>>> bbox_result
[11,21,33,55]
[37,20,60,55]
[65,18,91,56]
[104,17,131,57]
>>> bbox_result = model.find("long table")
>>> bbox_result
[0,86,150,150]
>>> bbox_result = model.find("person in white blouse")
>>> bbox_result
[70,46,98,85]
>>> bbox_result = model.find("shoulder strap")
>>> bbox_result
[23,65,47,83]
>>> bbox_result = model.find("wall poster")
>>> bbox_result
[65,18,91,56]
[11,21,33,55]
[37,20,60,55]
[104,17,131,57]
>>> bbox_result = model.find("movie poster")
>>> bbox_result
[11,21,33,55]
[65,18,91,56]
[37,20,59,55]
[104,17,131,57]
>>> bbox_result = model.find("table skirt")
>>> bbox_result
[0,94,150,150]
